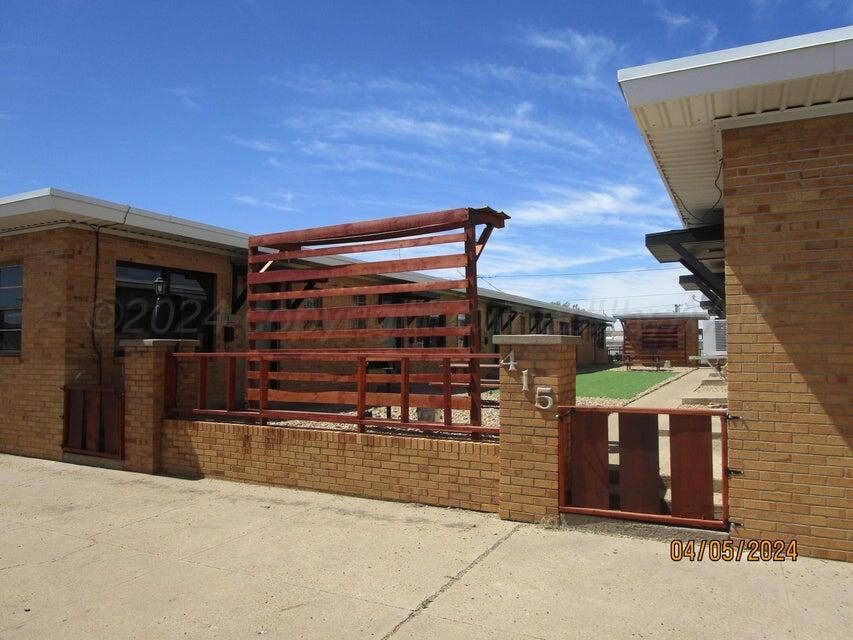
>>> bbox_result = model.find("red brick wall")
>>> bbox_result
[160,420,500,512]
[722,113,853,561]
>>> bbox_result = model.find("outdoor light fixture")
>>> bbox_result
[153,275,167,299]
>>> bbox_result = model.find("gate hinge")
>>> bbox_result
[726,467,743,477]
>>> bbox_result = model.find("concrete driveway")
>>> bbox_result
[0,454,849,639]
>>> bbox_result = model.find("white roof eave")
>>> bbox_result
[619,25,853,106]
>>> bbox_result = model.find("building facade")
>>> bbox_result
[620,27,853,561]
[615,312,705,367]
[0,189,609,462]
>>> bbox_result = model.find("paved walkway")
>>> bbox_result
[1,454,849,639]
[627,367,710,409]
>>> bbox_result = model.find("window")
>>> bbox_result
[351,295,367,329]
[303,296,322,330]
[115,262,216,351]
[560,321,570,336]
[596,325,606,349]
[0,264,22,354]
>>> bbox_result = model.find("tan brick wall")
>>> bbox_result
[160,419,500,512]
[0,230,74,459]
[722,113,853,562]
[497,337,577,523]
[0,226,243,460]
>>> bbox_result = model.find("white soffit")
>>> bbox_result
[618,26,853,228]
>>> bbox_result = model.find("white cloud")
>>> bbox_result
[280,104,595,156]
[225,134,285,153]
[654,3,719,49]
[477,240,647,277]
[748,0,782,10]
[262,70,430,95]
[518,27,621,90]
[232,191,298,212]
[480,267,697,317]
[510,184,676,227]
[169,87,202,111]
[292,140,434,178]
[460,62,618,96]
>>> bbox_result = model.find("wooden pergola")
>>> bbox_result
[170,206,509,436]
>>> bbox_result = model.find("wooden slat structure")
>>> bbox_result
[63,386,124,459]
[247,207,506,351]
[557,406,729,530]
[170,206,508,438]
[619,316,701,367]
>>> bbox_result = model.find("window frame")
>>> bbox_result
[0,263,23,356]
[114,261,217,352]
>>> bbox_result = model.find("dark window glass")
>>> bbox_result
[115,262,216,351]
[0,265,21,287]
[0,330,21,352]
[0,264,22,354]
[0,310,21,329]
[0,290,22,309]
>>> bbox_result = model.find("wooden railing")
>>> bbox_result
[557,406,730,530]
[166,349,501,438]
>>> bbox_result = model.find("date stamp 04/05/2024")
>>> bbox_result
[670,539,798,562]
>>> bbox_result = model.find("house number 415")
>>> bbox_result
[502,350,554,410]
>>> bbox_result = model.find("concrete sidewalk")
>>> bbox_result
[0,454,849,639]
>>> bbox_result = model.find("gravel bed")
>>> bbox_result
[575,396,628,407]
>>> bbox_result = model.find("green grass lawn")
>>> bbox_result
[575,368,677,399]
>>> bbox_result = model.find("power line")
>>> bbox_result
[478,266,683,279]
[547,291,695,303]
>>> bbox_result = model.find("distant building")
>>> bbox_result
[613,312,707,367]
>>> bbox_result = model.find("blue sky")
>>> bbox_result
[2,1,851,315]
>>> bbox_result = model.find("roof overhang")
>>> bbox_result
[614,312,709,320]
[646,224,726,318]
[618,26,853,228]
[0,188,249,254]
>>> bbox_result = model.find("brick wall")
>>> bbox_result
[0,230,73,459]
[496,335,578,523]
[0,225,243,460]
[160,420,500,512]
[722,112,853,562]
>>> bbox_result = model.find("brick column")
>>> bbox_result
[494,335,578,524]
[122,339,196,473]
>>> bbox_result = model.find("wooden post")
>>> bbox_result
[356,356,367,433]
[258,357,269,425]
[400,357,410,423]
[442,358,452,426]
[226,356,237,412]
[464,221,483,426]
[197,357,207,410]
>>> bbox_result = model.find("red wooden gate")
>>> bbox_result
[63,386,124,459]
[557,406,729,530]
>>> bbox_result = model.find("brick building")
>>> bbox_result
[619,27,853,560]
[0,188,608,462]
[615,311,705,367]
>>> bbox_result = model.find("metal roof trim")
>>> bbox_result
[618,25,853,105]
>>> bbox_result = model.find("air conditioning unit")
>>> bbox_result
[700,319,727,357]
